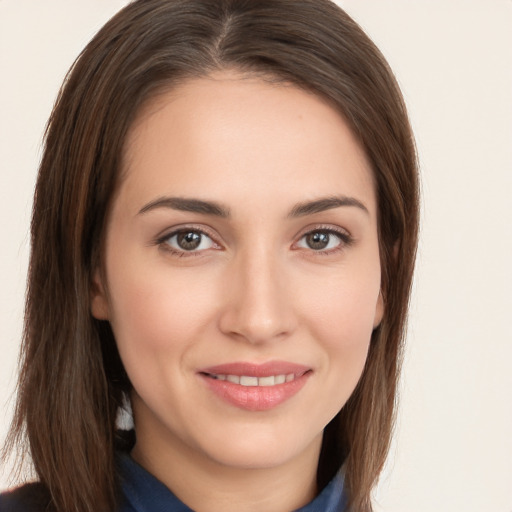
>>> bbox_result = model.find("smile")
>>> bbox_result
[207,374,297,386]
[198,361,312,411]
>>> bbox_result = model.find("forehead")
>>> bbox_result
[120,71,376,216]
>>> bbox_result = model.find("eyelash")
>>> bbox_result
[154,225,353,258]
[155,225,219,258]
[294,226,354,256]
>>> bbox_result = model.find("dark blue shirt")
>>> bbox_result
[0,455,347,511]
[118,454,347,512]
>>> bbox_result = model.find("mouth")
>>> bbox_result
[204,373,298,386]
[198,361,312,411]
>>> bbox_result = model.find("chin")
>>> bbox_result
[194,425,322,471]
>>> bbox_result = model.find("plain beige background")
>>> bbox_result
[1,1,511,511]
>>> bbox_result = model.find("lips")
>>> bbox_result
[212,374,296,386]
[198,361,312,411]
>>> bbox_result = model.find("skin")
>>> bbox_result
[91,71,383,512]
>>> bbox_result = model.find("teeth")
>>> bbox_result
[258,376,275,387]
[240,376,258,386]
[275,374,286,385]
[212,374,294,386]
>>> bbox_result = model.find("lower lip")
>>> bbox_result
[200,373,311,411]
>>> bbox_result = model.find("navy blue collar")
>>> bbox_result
[118,453,347,512]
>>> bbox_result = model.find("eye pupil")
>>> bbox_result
[306,232,330,250]
[177,231,202,250]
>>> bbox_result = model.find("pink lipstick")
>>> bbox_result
[198,361,312,411]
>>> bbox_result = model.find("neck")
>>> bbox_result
[131,416,321,512]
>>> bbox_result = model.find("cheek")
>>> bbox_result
[106,262,217,364]
[105,267,221,425]
[299,265,380,393]
[303,267,380,346]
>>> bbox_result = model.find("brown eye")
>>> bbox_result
[304,232,331,250]
[177,231,202,250]
[296,229,349,252]
[163,230,215,252]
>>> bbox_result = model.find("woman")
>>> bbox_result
[1,0,419,511]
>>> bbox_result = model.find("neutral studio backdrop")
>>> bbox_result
[1,1,511,511]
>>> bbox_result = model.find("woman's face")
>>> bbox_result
[92,72,383,474]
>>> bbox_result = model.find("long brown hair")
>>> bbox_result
[3,1,419,511]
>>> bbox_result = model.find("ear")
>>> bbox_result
[373,290,384,329]
[90,269,110,320]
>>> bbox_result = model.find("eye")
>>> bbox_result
[295,229,350,252]
[161,229,217,253]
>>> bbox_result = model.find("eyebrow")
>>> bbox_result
[288,195,369,217]
[138,197,230,217]
[138,194,368,218]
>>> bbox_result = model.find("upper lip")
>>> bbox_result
[199,361,311,378]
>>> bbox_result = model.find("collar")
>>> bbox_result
[118,453,347,512]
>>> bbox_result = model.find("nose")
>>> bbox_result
[218,248,297,345]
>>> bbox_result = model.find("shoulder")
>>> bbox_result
[0,482,51,512]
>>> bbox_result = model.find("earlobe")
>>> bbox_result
[373,291,384,329]
[90,269,110,320]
